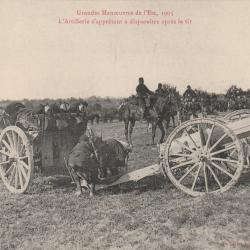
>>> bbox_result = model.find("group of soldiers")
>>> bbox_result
[134,77,250,117]
[135,77,197,117]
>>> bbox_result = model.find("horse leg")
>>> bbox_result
[176,111,181,125]
[165,117,170,130]
[171,115,175,127]
[151,121,157,145]
[72,170,82,196]
[158,121,165,144]
[124,120,129,142]
[129,120,135,145]
[88,183,95,197]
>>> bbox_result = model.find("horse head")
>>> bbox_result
[44,103,51,115]
[59,102,70,112]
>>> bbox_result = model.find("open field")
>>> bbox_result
[0,121,250,250]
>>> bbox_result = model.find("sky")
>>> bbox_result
[1,0,250,100]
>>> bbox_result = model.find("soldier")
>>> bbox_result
[135,77,154,118]
[136,77,154,97]
[183,85,197,100]
[182,85,198,118]
[155,83,164,96]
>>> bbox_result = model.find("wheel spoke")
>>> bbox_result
[205,124,215,149]
[169,152,193,158]
[16,134,21,153]
[210,145,236,156]
[175,139,195,153]
[19,160,30,170]
[209,133,227,152]
[2,139,12,153]
[17,166,24,188]
[191,164,202,191]
[230,148,237,157]
[19,144,25,155]
[205,163,223,189]
[171,159,196,170]
[178,162,199,183]
[6,132,14,151]
[15,165,18,189]
[0,160,11,165]
[184,128,199,150]
[221,161,237,170]
[18,163,28,181]
[198,124,205,149]
[8,165,16,185]
[0,150,11,158]
[12,131,18,152]
[4,163,14,177]
[210,161,234,179]
[18,156,28,160]
[204,164,208,192]
[210,157,239,164]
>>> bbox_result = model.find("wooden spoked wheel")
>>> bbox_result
[162,118,244,196]
[224,109,250,121]
[0,126,33,193]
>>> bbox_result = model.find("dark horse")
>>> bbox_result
[67,132,130,197]
[119,95,175,145]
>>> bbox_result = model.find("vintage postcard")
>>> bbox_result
[1,1,250,249]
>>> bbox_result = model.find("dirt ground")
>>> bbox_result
[0,121,250,250]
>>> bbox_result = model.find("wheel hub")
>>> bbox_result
[197,150,210,163]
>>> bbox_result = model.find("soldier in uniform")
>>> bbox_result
[136,77,154,118]
[183,85,197,100]
[155,83,165,96]
[182,85,197,118]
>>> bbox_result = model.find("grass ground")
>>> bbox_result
[0,121,250,250]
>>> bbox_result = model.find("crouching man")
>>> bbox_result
[67,133,131,197]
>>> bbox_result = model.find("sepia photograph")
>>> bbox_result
[0,0,250,249]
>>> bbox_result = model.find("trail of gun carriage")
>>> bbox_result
[1,82,250,249]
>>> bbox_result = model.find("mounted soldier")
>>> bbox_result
[182,85,198,120]
[155,83,165,97]
[183,85,197,101]
[136,77,154,118]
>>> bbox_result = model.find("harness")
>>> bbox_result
[86,128,105,180]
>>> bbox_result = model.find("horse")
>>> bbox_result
[178,96,200,123]
[119,95,174,145]
[88,113,100,125]
[101,108,118,123]
[59,102,70,112]
[162,93,178,129]
[67,132,130,197]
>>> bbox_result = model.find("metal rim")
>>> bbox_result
[162,118,244,196]
[0,126,33,193]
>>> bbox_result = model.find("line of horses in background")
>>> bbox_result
[118,90,231,145]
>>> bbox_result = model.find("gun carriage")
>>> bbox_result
[0,104,87,193]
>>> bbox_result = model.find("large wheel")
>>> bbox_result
[162,118,244,196]
[0,126,33,193]
[224,109,250,121]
